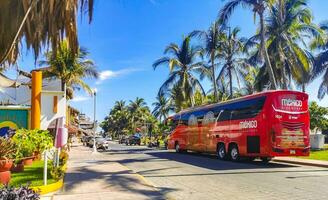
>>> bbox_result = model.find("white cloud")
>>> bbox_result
[96,68,142,85]
[70,95,91,102]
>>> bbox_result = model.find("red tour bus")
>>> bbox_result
[167,90,310,162]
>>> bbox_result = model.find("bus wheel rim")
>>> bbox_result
[231,148,238,160]
[219,147,225,158]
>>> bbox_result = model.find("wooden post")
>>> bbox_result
[31,71,42,129]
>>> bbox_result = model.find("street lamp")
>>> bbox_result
[92,88,97,153]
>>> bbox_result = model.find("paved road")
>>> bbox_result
[103,142,328,200]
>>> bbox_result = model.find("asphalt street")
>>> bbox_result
[102,142,328,200]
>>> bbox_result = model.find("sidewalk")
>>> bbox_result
[52,144,165,200]
[274,157,328,168]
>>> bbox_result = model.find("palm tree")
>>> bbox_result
[128,97,149,131]
[265,0,320,91]
[239,65,260,95]
[39,40,98,99]
[169,84,188,112]
[152,93,174,123]
[113,100,126,112]
[153,36,206,107]
[0,0,94,66]
[216,27,246,98]
[190,20,224,102]
[312,21,328,99]
[219,0,278,89]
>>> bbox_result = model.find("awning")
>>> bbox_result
[0,73,21,88]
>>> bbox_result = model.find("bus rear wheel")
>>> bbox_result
[217,144,226,160]
[175,143,181,153]
[229,144,240,162]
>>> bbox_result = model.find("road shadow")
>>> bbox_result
[62,165,177,199]
[145,151,298,171]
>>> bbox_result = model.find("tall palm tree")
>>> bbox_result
[239,65,260,95]
[219,0,278,89]
[113,100,126,112]
[128,97,149,131]
[216,27,246,98]
[0,0,94,66]
[169,84,188,112]
[190,20,224,102]
[39,40,98,99]
[153,36,205,107]
[152,93,174,123]
[312,21,328,99]
[265,0,320,91]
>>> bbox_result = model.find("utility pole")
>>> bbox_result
[93,89,97,153]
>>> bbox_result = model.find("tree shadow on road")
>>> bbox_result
[62,165,177,200]
[145,151,299,170]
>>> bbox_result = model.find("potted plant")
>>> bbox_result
[30,129,54,161]
[12,129,36,166]
[0,137,16,184]
[10,160,24,173]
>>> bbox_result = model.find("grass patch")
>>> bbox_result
[301,145,328,161]
[10,160,56,187]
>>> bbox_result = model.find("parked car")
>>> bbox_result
[95,137,109,150]
[126,135,141,145]
[82,136,92,146]
[87,136,102,147]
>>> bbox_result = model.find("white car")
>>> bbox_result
[96,137,109,150]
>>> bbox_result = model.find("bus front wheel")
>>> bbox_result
[217,144,226,160]
[229,144,240,161]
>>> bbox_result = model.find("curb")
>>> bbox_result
[118,163,156,188]
[273,158,328,168]
[31,179,64,195]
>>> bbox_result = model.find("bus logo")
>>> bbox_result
[240,120,257,129]
[281,99,302,107]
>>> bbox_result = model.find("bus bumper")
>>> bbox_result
[271,146,310,157]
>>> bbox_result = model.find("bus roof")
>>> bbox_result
[170,90,307,118]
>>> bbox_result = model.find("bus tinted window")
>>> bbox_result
[217,110,232,122]
[230,97,266,120]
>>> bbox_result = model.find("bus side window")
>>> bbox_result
[203,111,215,125]
[217,110,232,122]
[188,114,197,126]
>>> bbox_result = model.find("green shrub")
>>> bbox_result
[12,129,35,159]
[49,150,68,181]
[12,129,54,160]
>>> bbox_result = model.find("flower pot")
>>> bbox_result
[23,158,33,166]
[0,171,11,185]
[0,159,13,172]
[11,163,24,173]
[33,153,41,161]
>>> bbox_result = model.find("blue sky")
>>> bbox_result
[12,0,328,121]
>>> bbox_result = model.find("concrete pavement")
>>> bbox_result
[105,142,328,200]
[52,144,165,200]
[274,157,328,168]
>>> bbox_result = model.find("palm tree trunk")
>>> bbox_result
[229,66,233,98]
[279,44,288,89]
[302,83,306,93]
[211,52,218,102]
[61,79,65,91]
[259,11,277,90]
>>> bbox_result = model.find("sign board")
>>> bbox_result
[0,108,29,137]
